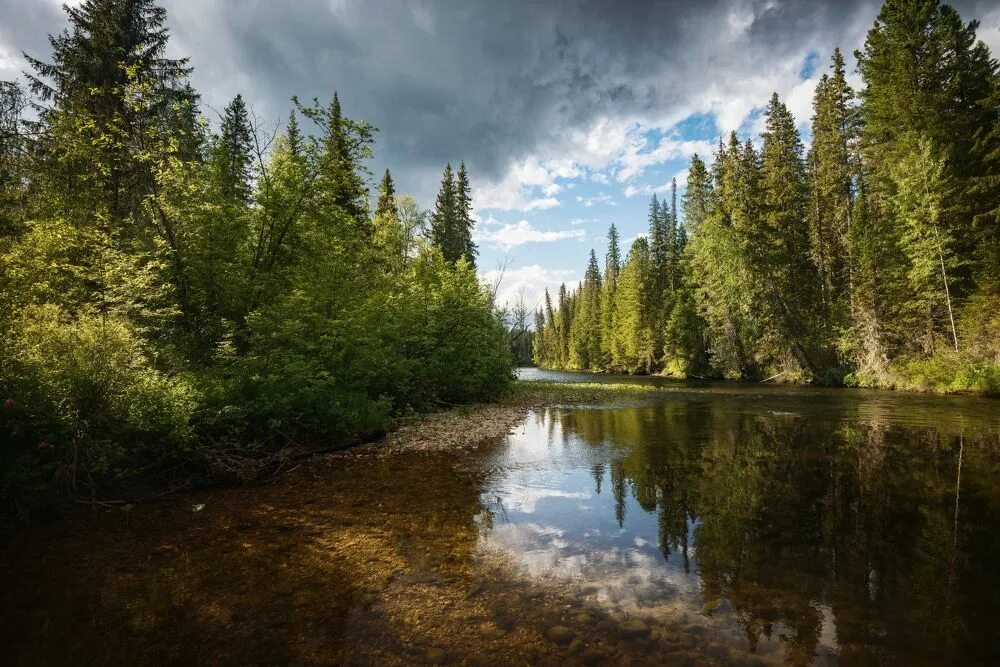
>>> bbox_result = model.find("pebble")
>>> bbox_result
[619,619,651,639]
[546,625,575,645]
[425,647,447,664]
[479,623,506,640]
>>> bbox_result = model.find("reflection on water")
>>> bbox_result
[480,383,1000,665]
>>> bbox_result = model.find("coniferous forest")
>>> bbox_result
[534,3,1000,390]
[0,0,512,511]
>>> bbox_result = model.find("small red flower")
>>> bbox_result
[37,440,49,449]
[3,398,13,408]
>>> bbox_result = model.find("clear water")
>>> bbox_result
[479,370,1000,664]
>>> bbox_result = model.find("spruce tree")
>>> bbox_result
[808,49,856,313]
[431,163,457,261]
[569,250,603,369]
[25,0,195,222]
[320,92,372,231]
[612,238,656,373]
[600,224,622,367]
[454,161,478,267]
[857,0,996,307]
[758,93,822,373]
[373,169,406,265]
[214,94,253,204]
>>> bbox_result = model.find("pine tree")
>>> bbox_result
[557,282,572,366]
[683,155,712,235]
[808,49,856,314]
[373,169,406,265]
[601,224,622,367]
[320,92,372,231]
[687,136,757,379]
[857,0,996,314]
[612,238,656,373]
[757,93,822,374]
[533,308,546,366]
[569,250,603,369]
[431,163,457,261]
[891,137,960,351]
[214,94,253,204]
[25,0,196,221]
[454,161,478,267]
[0,81,26,240]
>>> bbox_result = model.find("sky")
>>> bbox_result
[2,0,999,310]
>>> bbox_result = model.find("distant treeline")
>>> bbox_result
[534,0,1000,391]
[0,0,513,513]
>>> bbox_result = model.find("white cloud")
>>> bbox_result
[479,264,577,310]
[576,192,617,208]
[475,156,580,211]
[476,220,585,250]
[623,168,692,199]
[616,135,716,183]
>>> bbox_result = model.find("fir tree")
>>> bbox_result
[320,92,372,231]
[454,161,478,267]
[758,93,822,374]
[214,94,253,204]
[431,163,457,260]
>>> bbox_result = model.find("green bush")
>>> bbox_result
[0,305,197,509]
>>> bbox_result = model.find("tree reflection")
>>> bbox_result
[540,398,1000,664]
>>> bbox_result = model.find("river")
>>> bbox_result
[3,370,999,665]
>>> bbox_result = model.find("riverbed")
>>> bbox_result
[3,371,999,665]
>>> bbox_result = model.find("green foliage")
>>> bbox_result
[0,0,513,513]
[0,305,197,508]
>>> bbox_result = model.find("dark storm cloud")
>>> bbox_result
[1,0,998,202]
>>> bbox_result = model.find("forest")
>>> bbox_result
[533,2,1000,391]
[0,0,514,512]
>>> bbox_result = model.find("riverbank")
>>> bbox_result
[527,359,1000,396]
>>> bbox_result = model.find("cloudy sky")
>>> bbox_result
[2,0,999,308]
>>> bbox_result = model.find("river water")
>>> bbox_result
[3,370,999,665]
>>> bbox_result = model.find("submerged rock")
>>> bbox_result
[618,619,650,639]
[546,625,575,645]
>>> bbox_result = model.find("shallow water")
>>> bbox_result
[3,373,1000,665]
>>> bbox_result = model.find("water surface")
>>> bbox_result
[2,373,999,665]
[488,369,1000,664]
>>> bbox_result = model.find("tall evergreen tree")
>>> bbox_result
[857,0,996,295]
[214,94,253,204]
[612,238,656,373]
[601,224,622,366]
[808,49,856,314]
[757,93,822,374]
[25,0,196,221]
[453,161,478,267]
[431,163,457,260]
[0,81,26,240]
[319,92,372,231]
[570,250,603,369]
[373,169,406,265]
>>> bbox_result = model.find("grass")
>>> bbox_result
[504,380,678,405]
